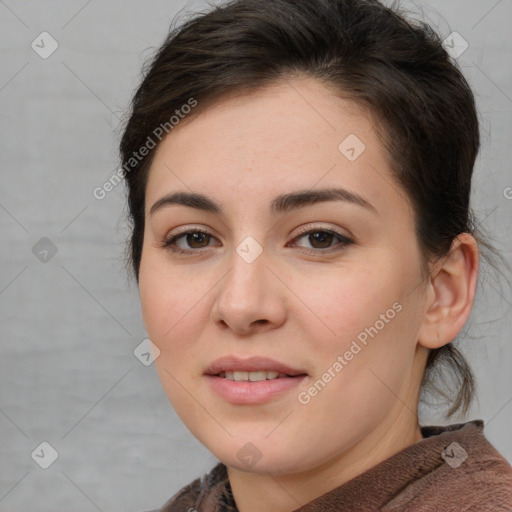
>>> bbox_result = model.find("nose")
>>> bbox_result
[210,245,287,336]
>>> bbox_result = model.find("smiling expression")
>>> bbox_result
[138,76,430,476]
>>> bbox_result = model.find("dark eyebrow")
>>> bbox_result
[149,187,377,216]
[270,188,377,215]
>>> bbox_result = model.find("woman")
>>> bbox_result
[119,0,512,510]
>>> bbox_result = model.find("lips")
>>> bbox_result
[204,355,308,404]
[204,355,308,378]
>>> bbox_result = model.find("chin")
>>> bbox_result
[220,451,297,475]
[199,434,314,476]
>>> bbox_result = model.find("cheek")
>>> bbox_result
[139,264,171,344]
[291,267,420,437]
[290,253,421,379]
[138,258,206,418]
[290,261,394,347]
[138,254,212,375]
[139,260,180,364]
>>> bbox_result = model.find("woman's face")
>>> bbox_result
[139,77,430,476]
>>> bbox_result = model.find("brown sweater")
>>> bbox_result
[152,420,512,511]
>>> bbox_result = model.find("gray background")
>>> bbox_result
[1,0,511,510]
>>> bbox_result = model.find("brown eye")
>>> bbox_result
[290,227,354,254]
[185,232,210,248]
[163,230,218,253]
[307,231,335,249]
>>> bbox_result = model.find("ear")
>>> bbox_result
[418,233,479,349]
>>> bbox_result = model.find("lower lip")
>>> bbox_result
[205,375,308,405]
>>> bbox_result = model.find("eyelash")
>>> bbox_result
[161,225,354,256]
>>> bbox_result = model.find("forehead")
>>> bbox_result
[155,77,373,157]
[145,77,409,220]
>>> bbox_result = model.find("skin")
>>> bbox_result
[138,76,479,512]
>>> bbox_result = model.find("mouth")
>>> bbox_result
[204,355,308,405]
[216,370,302,381]
[204,355,308,379]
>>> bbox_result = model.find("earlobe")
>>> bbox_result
[418,233,479,349]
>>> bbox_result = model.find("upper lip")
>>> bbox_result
[205,355,308,376]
